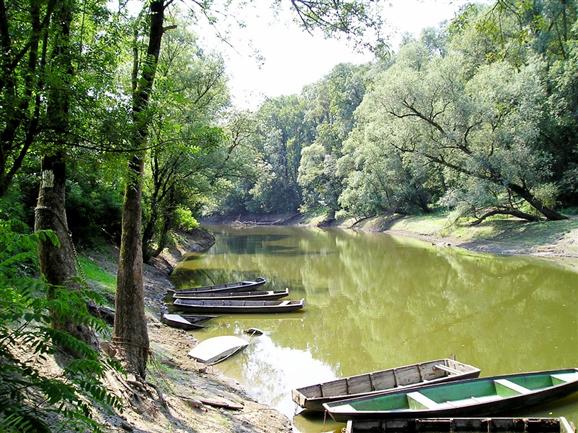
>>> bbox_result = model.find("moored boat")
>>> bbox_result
[345,417,576,433]
[173,288,289,301]
[173,298,305,314]
[161,313,206,330]
[323,368,578,422]
[292,359,480,412]
[171,277,266,295]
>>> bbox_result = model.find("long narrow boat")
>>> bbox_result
[171,277,267,295]
[161,313,206,330]
[292,359,480,412]
[173,288,289,301]
[345,417,576,433]
[173,298,305,314]
[179,314,219,323]
[323,368,578,422]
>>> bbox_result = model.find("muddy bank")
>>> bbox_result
[83,234,290,433]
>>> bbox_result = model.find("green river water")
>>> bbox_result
[171,225,578,433]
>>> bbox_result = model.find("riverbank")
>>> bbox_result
[80,231,291,433]
[204,212,578,261]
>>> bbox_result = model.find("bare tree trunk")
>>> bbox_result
[34,0,96,348]
[113,0,167,378]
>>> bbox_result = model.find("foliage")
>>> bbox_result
[0,219,121,432]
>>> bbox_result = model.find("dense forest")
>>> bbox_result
[0,0,576,431]
[216,2,578,224]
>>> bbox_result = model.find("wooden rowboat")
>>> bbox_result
[292,359,480,412]
[345,417,576,433]
[323,368,578,422]
[172,277,266,295]
[179,314,218,323]
[161,313,207,330]
[173,288,289,301]
[188,335,249,365]
[173,298,305,314]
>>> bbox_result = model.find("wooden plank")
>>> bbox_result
[407,392,439,409]
[495,379,531,394]
[434,364,461,375]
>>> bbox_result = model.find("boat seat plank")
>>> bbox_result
[551,373,578,384]
[495,379,531,394]
[434,364,461,375]
[407,392,439,409]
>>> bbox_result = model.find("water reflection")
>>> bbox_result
[172,225,578,432]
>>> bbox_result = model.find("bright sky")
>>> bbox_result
[193,0,479,109]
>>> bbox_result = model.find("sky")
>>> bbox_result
[192,1,479,109]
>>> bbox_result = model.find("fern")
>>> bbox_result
[0,220,122,432]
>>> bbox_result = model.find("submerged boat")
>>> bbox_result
[171,277,266,295]
[173,288,289,301]
[292,359,480,412]
[161,313,207,330]
[324,368,578,422]
[188,335,249,365]
[173,298,305,314]
[345,417,576,433]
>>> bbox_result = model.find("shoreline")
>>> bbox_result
[82,234,291,433]
[203,213,578,265]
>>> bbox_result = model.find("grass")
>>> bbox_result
[78,255,116,295]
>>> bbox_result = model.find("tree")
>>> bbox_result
[298,63,368,218]
[113,0,169,378]
[142,23,229,261]
[0,0,55,196]
[356,41,566,221]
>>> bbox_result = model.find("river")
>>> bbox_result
[171,225,578,433]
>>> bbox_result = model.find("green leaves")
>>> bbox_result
[0,222,121,432]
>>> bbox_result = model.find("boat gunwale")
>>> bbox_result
[173,277,267,294]
[172,288,289,300]
[173,298,304,309]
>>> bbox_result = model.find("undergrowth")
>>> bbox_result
[0,219,122,432]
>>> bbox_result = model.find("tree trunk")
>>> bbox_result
[113,0,166,378]
[34,0,96,348]
[508,183,567,221]
[114,154,149,378]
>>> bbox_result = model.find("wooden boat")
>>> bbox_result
[173,288,289,301]
[345,417,576,433]
[173,298,305,314]
[171,277,266,295]
[161,313,206,330]
[292,359,480,412]
[179,314,219,323]
[323,368,578,422]
[188,335,249,365]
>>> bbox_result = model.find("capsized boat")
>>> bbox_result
[323,368,578,422]
[171,277,266,295]
[173,298,305,314]
[345,417,576,433]
[292,359,480,412]
[172,288,289,301]
[188,335,249,365]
